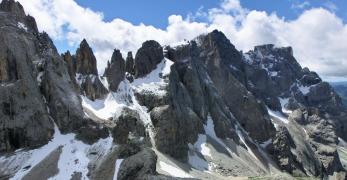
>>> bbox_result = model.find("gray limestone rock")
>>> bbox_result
[103,49,125,92]
[134,40,164,78]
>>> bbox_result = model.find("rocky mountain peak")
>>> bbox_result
[103,49,125,91]
[199,30,244,80]
[75,39,98,75]
[0,0,25,17]
[254,44,294,58]
[134,40,164,77]
[200,29,236,49]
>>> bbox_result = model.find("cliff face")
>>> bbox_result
[0,1,346,180]
[0,0,54,152]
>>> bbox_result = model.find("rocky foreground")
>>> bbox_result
[0,0,346,179]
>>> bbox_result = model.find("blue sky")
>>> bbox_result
[17,0,347,81]
[75,0,347,29]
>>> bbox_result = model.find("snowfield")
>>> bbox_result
[0,123,113,180]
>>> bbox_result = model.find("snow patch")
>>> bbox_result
[159,161,192,178]
[17,22,27,31]
[267,107,289,124]
[131,58,173,98]
[269,71,278,76]
[5,124,113,180]
[188,115,226,171]
[81,93,126,121]
[243,53,253,64]
[298,85,311,95]
[113,159,124,180]
[187,147,210,171]
[132,58,173,86]
[260,139,272,148]
[236,126,258,159]
[279,97,292,114]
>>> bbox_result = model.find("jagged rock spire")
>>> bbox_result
[75,39,98,75]
[134,40,163,78]
[104,49,125,92]
[62,51,76,78]
[125,51,134,74]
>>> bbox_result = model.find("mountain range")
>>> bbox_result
[0,0,346,180]
[330,82,347,107]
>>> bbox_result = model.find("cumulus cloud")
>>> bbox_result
[15,0,347,79]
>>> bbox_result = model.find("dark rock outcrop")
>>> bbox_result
[134,86,169,112]
[0,0,54,152]
[0,0,107,153]
[306,82,343,115]
[111,107,147,145]
[79,75,108,101]
[38,32,88,133]
[0,0,38,33]
[125,51,135,74]
[62,51,79,90]
[103,49,125,92]
[73,40,108,100]
[271,126,306,176]
[75,39,98,75]
[0,0,26,17]
[117,148,157,180]
[290,108,345,175]
[62,51,76,80]
[134,40,164,78]
[166,31,275,142]
[117,148,180,180]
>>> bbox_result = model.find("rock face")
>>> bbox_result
[104,49,125,92]
[62,51,80,91]
[72,40,108,100]
[117,148,157,180]
[0,0,105,153]
[111,107,147,144]
[0,0,54,152]
[125,51,135,74]
[149,41,247,159]
[134,40,164,77]
[289,108,345,175]
[62,51,76,80]
[117,148,177,180]
[243,43,347,177]
[75,39,98,75]
[166,31,275,142]
[197,31,275,142]
[271,126,306,176]
[38,32,88,133]
[79,74,108,100]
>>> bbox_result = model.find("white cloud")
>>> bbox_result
[14,0,347,79]
[291,1,310,10]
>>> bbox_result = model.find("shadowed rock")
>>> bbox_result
[103,49,125,92]
[75,39,98,75]
[0,3,54,152]
[134,40,164,78]
[125,51,135,74]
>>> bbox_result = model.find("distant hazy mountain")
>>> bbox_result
[331,81,347,107]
